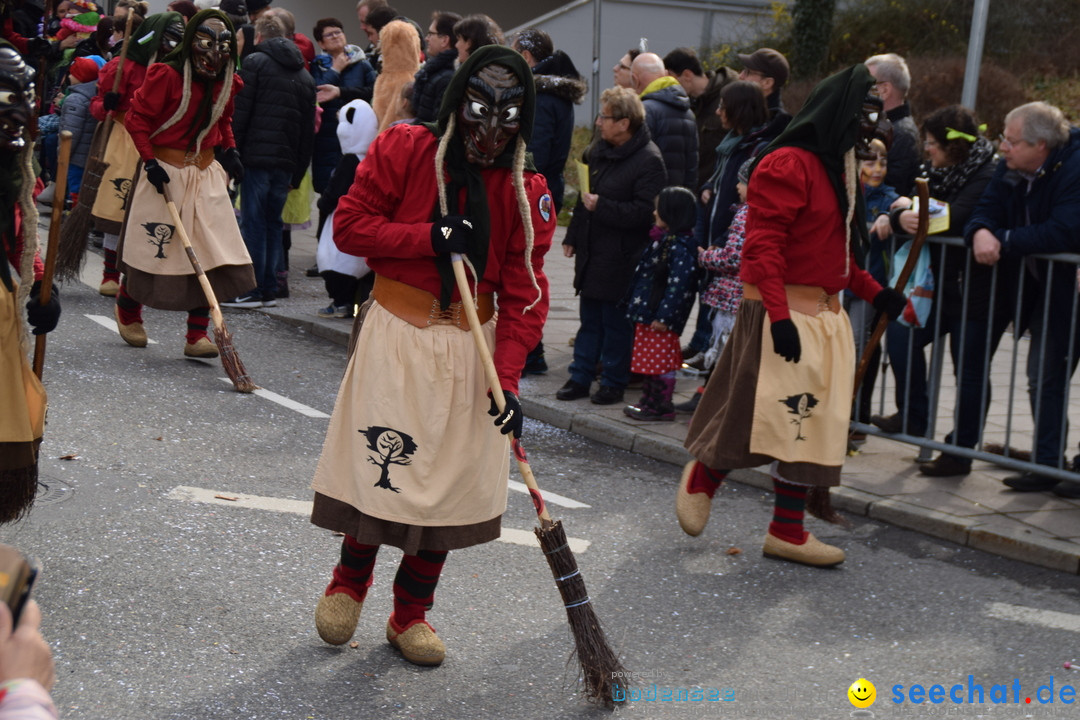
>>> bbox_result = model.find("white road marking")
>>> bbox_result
[85,313,159,344]
[218,379,330,418]
[985,602,1080,634]
[508,479,590,509]
[166,485,590,552]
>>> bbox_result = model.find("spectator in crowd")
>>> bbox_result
[224,14,315,310]
[314,99,378,318]
[362,4,398,72]
[355,0,387,51]
[632,51,697,189]
[309,16,375,193]
[57,54,104,204]
[411,10,459,123]
[938,102,1080,498]
[612,48,639,89]
[737,47,789,122]
[558,87,667,406]
[265,7,314,69]
[166,0,196,21]
[664,46,738,187]
[513,28,586,214]
[453,13,502,64]
[871,106,995,444]
[371,19,419,134]
[217,0,248,56]
[865,53,919,196]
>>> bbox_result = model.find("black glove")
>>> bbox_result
[430,215,474,255]
[488,390,523,439]
[873,287,908,321]
[26,282,60,336]
[143,159,169,195]
[770,318,801,363]
[217,147,244,183]
[26,37,51,59]
[103,91,121,112]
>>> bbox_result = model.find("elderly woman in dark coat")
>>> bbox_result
[558,87,667,405]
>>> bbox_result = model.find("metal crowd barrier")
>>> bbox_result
[850,233,1080,482]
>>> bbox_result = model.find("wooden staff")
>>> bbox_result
[32,130,72,378]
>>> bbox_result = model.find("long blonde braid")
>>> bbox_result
[16,143,39,354]
[433,117,541,312]
[844,147,857,278]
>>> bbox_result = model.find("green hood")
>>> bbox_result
[160,8,238,79]
[126,12,183,67]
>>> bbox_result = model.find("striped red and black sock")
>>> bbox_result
[327,536,378,602]
[391,549,448,627]
[688,462,727,497]
[115,284,142,325]
[185,306,210,345]
[102,248,119,282]
[769,477,809,545]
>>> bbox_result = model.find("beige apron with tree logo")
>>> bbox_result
[311,301,509,527]
[750,298,854,468]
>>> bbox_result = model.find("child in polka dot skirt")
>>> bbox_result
[623,186,701,421]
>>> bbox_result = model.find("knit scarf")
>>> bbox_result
[923,136,995,200]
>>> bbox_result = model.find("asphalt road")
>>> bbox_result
[5,281,1080,720]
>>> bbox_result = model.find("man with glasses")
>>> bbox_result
[964,101,1080,498]
[412,10,460,122]
[736,47,790,123]
[865,53,918,196]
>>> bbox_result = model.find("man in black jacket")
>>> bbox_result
[631,51,695,190]
[226,14,315,308]
[411,10,458,123]
[664,47,737,194]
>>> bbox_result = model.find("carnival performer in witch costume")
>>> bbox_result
[675,65,906,567]
[0,42,61,522]
[310,45,554,666]
[91,11,184,298]
[114,9,253,358]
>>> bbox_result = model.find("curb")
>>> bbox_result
[264,307,1080,576]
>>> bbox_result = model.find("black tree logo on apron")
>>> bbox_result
[360,426,417,494]
[142,222,174,259]
[112,177,131,210]
[779,392,818,441]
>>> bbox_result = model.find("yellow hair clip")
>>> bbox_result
[944,124,986,143]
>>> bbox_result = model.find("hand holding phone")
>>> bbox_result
[0,599,55,690]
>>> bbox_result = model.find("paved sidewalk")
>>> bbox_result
[72,212,1080,574]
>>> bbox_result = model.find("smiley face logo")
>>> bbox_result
[848,678,876,708]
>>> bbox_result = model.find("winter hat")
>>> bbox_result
[245,0,269,13]
[218,0,246,15]
[736,157,754,184]
[68,56,101,82]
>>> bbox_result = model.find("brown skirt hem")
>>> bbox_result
[121,265,257,311]
[311,492,501,555]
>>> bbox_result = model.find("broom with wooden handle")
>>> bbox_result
[807,177,930,525]
[450,254,626,708]
[159,183,255,393]
[32,130,72,379]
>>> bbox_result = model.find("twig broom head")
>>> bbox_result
[213,324,255,393]
[535,520,627,708]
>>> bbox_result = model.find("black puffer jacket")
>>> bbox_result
[641,81,698,190]
[412,48,457,123]
[232,37,317,185]
[530,50,587,213]
[564,124,667,302]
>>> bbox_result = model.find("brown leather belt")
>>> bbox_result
[372,274,494,331]
[743,283,840,316]
[152,145,215,170]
